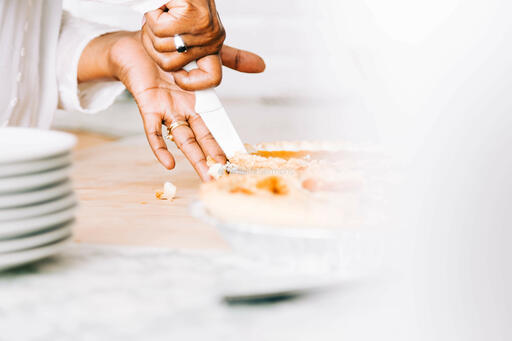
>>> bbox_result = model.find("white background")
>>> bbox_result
[59,1,512,339]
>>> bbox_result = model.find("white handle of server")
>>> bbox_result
[183,61,222,114]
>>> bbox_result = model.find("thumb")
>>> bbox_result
[220,45,266,73]
[172,54,222,91]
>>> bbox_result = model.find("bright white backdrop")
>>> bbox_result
[58,2,512,339]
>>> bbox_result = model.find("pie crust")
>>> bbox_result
[200,141,368,228]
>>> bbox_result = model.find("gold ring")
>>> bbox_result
[166,120,189,141]
[169,120,189,132]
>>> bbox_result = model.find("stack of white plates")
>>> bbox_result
[0,128,77,271]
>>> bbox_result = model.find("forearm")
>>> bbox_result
[77,31,133,83]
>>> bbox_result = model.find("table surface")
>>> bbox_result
[0,243,396,341]
[0,132,401,340]
[71,134,228,250]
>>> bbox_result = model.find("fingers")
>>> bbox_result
[172,54,223,91]
[188,114,227,164]
[145,2,215,37]
[220,45,266,73]
[141,28,224,72]
[142,112,176,170]
[142,20,223,54]
[171,123,212,182]
[142,1,226,72]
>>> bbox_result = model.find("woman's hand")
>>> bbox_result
[142,0,264,90]
[112,31,224,181]
[78,31,265,181]
[142,0,224,71]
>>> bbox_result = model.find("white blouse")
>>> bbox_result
[0,0,166,128]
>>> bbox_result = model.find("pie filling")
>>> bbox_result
[251,150,343,161]
[201,142,370,227]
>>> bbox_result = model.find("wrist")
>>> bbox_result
[78,31,138,83]
[107,31,142,83]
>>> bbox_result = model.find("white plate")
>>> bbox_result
[0,193,77,222]
[190,201,380,275]
[0,223,72,254]
[0,180,73,209]
[0,237,71,271]
[0,154,72,178]
[0,128,76,164]
[0,206,76,239]
[0,167,70,194]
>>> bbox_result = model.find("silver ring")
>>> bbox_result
[174,34,188,53]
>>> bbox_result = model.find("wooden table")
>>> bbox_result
[69,132,228,250]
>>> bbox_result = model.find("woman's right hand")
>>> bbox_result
[141,0,265,91]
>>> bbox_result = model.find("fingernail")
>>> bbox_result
[141,15,146,27]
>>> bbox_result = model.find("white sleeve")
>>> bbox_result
[57,0,167,114]
[86,0,168,14]
[57,11,126,114]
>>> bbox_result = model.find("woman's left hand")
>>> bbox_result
[78,30,265,181]
[110,31,225,181]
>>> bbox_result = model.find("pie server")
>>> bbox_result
[183,61,247,159]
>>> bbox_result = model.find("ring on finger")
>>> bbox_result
[174,34,188,53]
[166,120,189,141]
